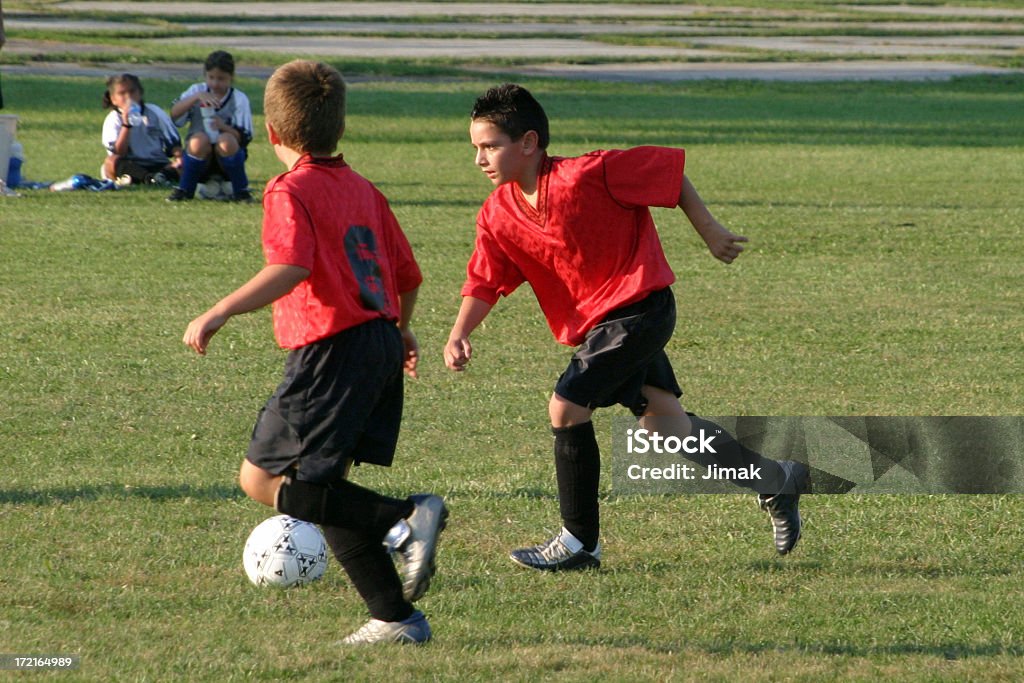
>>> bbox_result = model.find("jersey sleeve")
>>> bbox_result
[461,220,526,304]
[150,106,182,154]
[172,83,201,127]
[232,90,255,146]
[379,194,423,294]
[602,146,685,209]
[262,186,316,271]
[101,111,121,153]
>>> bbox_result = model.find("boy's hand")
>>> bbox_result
[195,91,220,107]
[401,328,420,379]
[444,336,473,372]
[701,222,748,264]
[183,311,228,355]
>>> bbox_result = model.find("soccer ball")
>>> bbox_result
[243,515,328,588]
[196,178,230,200]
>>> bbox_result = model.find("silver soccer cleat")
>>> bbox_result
[341,610,431,645]
[393,494,448,602]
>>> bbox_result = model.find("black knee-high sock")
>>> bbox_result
[553,421,601,551]
[322,525,414,622]
[686,415,787,494]
[276,477,415,537]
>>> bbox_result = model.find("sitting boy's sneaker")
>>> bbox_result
[341,610,431,645]
[510,527,601,571]
[392,494,448,602]
[229,189,255,203]
[149,171,173,187]
[758,460,810,555]
[166,188,194,202]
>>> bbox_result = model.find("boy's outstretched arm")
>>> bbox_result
[398,287,420,379]
[183,264,310,355]
[679,175,748,264]
[444,296,493,372]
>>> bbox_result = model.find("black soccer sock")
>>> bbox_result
[553,421,601,552]
[686,415,787,494]
[276,477,415,538]
[322,525,414,623]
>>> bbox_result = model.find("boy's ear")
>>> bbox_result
[266,121,281,145]
[521,130,540,155]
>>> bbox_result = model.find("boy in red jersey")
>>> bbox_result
[444,84,809,571]
[184,60,446,645]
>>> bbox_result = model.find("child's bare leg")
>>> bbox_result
[639,385,807,555]
[103,154,120,181]
[639,385,793,495]
[238,459,284,507]
[187,133,212,159]
[214,135,240,157]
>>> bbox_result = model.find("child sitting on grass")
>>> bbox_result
[168,50,254,202]
[101,73,181,186]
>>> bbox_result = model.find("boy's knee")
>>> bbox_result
[638,385,686,417]
[187,135,211,157]
[549,393,592,428]
[238,459,281,507]
[217,138,240,156]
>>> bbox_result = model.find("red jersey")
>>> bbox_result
[262,154,422,349]
[462,146,684,346]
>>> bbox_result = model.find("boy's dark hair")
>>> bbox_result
[205,50,235,75]
[102,73,143,109]
[264,60,346,156]
[471,83,549,150]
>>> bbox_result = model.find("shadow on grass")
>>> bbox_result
[468,631,1024,659]
[701,641,1024,659]
[0,483,246,505]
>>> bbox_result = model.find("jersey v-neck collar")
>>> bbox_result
[514,154,551,227]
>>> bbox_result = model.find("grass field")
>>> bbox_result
[1,73,1023,681]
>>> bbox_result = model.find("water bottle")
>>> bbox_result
[127,101,144,127]
[6,141,23,189]
[50,173,90,192]
[200,104,219,142]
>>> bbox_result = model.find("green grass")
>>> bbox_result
[1,74,1023,681]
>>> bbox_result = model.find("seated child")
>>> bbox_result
[101,73,181,185]
[167,50,254,202]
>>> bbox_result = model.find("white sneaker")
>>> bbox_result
[341,610,431,645]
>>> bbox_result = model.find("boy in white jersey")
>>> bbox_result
[168,50,254,202]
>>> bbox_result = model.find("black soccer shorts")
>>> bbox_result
[554,287,683,417]
[246,318,405,483]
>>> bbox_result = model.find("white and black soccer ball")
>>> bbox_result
[243,515,328,588]
[196,179,230,200]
